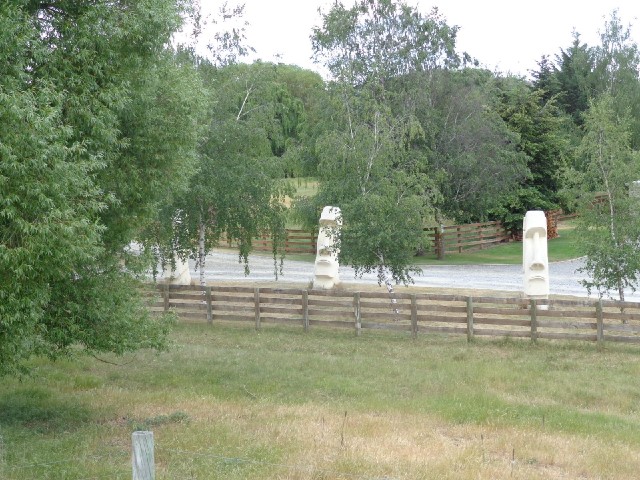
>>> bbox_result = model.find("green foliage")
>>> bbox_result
[591,10,640,148]
[427,69,530,222]
[154,61,295,282]
[305,0,458,283]
[573,94,640,301]
[313,0,462,83]
[0,1,200,375]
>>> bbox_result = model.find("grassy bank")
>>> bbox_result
[1,322,639,479]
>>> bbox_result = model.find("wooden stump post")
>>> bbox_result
[132,431,155,480]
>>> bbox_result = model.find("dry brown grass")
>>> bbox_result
[121,398,639,479]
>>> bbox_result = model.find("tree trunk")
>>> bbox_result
[198,218,206,287]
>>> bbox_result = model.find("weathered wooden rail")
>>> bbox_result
[148,284,640,345]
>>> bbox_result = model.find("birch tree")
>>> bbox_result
[164,61,294,286]
[574,94,640,302]
[302,0,457,284]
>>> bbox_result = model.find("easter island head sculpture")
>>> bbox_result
[523,210,549,299]
[313,206,342,289]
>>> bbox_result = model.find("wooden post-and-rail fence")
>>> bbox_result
[231,222,513,258]
[150,284,640,345]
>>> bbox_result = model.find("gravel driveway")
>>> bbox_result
[171,249,640,301]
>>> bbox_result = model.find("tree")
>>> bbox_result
[0,1,202,376]
[591,10,640,148]
[304,0,459,284]
[312,0,462,85]
[425,68,530,223]
[552,33,596,126]
[572,94,640,302]
[155,61,293,286]
[489,74,575,232]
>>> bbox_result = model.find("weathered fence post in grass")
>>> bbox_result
[596,299,604,344]
[530,299,538,343]
[206,286,212,324]
[354,292,361,336]
[254,288,261,331]
[466,296,474,342]
[132,431,155,480]
[302,290,309,332]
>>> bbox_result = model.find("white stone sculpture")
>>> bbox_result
[523,210,549,300]
[313,206,342,289]
[168,255,191,285]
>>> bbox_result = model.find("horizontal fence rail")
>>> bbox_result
[148,284,640,345]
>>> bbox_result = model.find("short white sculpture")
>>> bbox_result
[168,255,191,285]
[523,210,549,299]
[313,206,342,289]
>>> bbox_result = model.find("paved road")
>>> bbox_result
[169,249,640,301]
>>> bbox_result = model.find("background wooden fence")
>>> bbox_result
[426,221,510,257]
[238,222,511,257]
[235,210,575,258]
[150,284,640,345]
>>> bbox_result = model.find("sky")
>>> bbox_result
[197,0,640,79]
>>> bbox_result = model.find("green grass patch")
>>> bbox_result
[283,176,319,199]
[1,323,640,479]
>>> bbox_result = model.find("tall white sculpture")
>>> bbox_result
[523,210,549,299]
[313,206,342,289]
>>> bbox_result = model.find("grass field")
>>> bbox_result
[2,322,640,479]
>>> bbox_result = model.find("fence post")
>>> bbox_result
[302,290,309,332]
[466,296,474,342]
[162,284,169,312]
[354,292,361,336]
[410,294,418,339]
[434,226,445,260]
[530,299,538,343]
[596,299,604,344]
[206,286,212,324]
[254,288,261,331]
[132,431,155,480]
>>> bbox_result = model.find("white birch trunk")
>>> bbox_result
[198,218,206,287]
